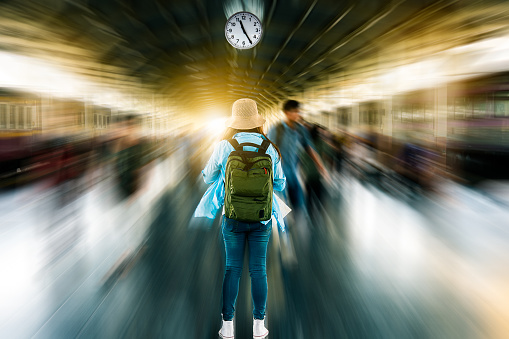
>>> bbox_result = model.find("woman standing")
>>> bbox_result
[195,98,286,339]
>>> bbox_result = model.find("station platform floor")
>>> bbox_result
[1,159,509,338]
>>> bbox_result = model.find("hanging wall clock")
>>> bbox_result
[225,12,262,49]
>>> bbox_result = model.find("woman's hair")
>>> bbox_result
[222,127,282,160]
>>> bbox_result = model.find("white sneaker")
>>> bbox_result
[253,318,269,338]
[219,319,234,339]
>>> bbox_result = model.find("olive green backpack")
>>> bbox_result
[224,138,273,222]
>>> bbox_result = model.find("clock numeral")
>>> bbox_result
[228,29,232,32]
[231,23,236,26]
[249,18,251,21]
[242,41,245,45]
[255,28,259,32]
[231,35,234,38]
[236,39,239,43]
[242,15,246,20]
[254,22,257,26]
[253,35,257,39]
[236,18,240,22]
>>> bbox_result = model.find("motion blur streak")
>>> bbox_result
[1,0,509,338]
[1,122,509,338]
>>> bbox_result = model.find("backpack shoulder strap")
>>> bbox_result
[259,140,270,154]
[229,136,270,154]
[227,138,241,151]
[237,142,263,149]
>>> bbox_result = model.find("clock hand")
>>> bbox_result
[239,20,253,44]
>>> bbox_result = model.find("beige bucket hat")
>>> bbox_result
[225,98,266,129]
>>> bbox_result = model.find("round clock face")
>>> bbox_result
[225,12,262,49]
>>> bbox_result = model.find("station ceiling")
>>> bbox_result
[1,0,509,120]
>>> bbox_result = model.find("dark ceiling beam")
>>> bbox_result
[273,3,354,82]
[154,0,193,53]
[316,0,464,78]
[238,0,278,86]
[290,0,407,82]
[196,0,214,51]
[253,0,318,89]
[254,93,277,111]
[262,88,286,103]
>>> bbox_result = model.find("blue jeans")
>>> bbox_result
[221,216,271,321]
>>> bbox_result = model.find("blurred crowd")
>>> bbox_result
[0,115,186,281]
[2,114,509,338]
[0,115,172,193]
[261,120,449,231]
[0,113,467,230]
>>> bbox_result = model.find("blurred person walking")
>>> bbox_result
[268,100,329,241]
[300,123,332,225]
[115,115,147,203]
[194,98,286,339]
[102,115,152,284]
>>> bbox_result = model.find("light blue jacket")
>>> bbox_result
[194,132,287,232]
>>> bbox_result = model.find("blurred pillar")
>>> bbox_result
[84,100,89,130]
[6,104,12,129]
[40,93,50,132]
[434,85,447,140]
[351,103,359,127]
[383,97,393,136]
[330,110,337,132]
[435,85,448,163]
[321,112,329,129]
[152,94,156,137]
[31,105,36,130]
[111,107,118,122]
